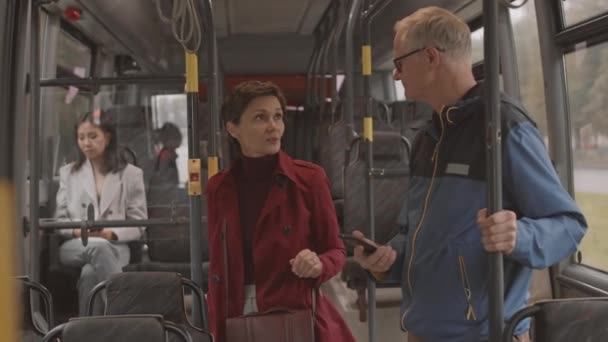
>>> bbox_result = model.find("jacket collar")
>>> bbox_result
[220,150,300,189]
[423,82,483,140]
[76,159,122,217]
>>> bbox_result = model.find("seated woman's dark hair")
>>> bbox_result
[156,122,183,147]
[72,110,128,174]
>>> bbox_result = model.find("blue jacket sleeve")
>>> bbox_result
[383,227,406,283]
[379,200,409,283]
[503,121,587,269]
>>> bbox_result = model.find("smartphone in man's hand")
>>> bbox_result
[338,233,379,254]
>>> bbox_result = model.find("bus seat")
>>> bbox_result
[341,131,410,321]
[503,297,608,342]
[42,232,142,322]
[17,276,54,340]
[85,272,211,342]
[318,98,391,203]
[389,100,433,141]
[42,315,192,342]
[122,262,209,294]
[319,120,357,200]
[343,131,410,246]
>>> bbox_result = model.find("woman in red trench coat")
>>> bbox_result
[206,80,355,342]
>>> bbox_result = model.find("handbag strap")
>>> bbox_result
[311,287,316,316]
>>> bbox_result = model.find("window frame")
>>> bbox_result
[56,19,96,80]
[550,0,608,294]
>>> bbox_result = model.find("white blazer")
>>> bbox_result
[54,160,148,242]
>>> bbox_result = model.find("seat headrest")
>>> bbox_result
[63,315,166,342]
[105,272,186,323]
[372,131,409,161]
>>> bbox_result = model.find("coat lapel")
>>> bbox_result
[99,170,122,217]
[77,160,99,215]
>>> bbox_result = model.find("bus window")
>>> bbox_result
[510,0,548,139]
[566,41,608,273]
[394,81,405,100]
[51,88,92,173]
[561,0,608,28]
[471,27,484,65]
[56,28,92,78]
[150,94,189,186]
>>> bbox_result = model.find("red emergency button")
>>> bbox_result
[190,173,199,182]
[65,8,82,21]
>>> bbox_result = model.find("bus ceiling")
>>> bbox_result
[41,0,483,75]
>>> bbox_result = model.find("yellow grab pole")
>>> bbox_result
[0,181,18,342]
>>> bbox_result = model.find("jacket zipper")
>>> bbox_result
[401,106,458,330]
[458,256,477,321]
[222,219,229,318]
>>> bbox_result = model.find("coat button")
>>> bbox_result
[283,225,292,236]
[213,275,221,283]
[81,203,86,208]
[107,210,113,215]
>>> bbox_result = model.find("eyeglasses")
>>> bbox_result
[393,47,446,72]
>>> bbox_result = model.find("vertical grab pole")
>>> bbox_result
[361,8,377,342]
[360,2,393,341]
[29,0,41,283]
[482,1,504,341]
[185,50,206,329]
[344,0,363,132]
[200,0,220,180]
[0,183,18,342]
[199,0,220,330]
[1,2,19,339]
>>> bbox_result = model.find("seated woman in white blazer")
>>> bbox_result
[54,110,148,315]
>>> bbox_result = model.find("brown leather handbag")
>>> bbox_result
[225,292,316,342]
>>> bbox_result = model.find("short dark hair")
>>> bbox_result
[156,122,183,146]
[221,81,287,162]
[72,110,127,174]
[221,80,287,125]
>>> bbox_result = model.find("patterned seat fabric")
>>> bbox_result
[343,131,410,246]
[504,297,608,342]
[91,272,212,342]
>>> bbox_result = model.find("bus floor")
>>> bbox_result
[321,274,407,342]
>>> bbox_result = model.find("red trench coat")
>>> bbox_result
[206,151,355,342]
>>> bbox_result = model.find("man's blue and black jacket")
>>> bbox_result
[384,83,587,341]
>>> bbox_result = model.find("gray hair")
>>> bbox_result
[394,6,471,62]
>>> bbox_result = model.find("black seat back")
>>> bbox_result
[343,131,410,246]
[43,315,191,342]
[103,272,187,323]
[86,272,212,342]
[503,298,608,342]
[318,98,393,200]
[389,100,433,141]
[18,277,54,337]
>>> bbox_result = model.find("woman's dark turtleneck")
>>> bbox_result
[237,153,279,284]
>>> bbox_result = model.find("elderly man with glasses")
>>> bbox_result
[353,6,586,342]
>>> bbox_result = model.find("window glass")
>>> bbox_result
[394,81,405,101]
[565,41,608,272]
[510,0,548,139]
[40,87,193,217]
[56,30,92,77]
[151,94,188,186]
[561,0,608,27]
[471,27,484,65]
